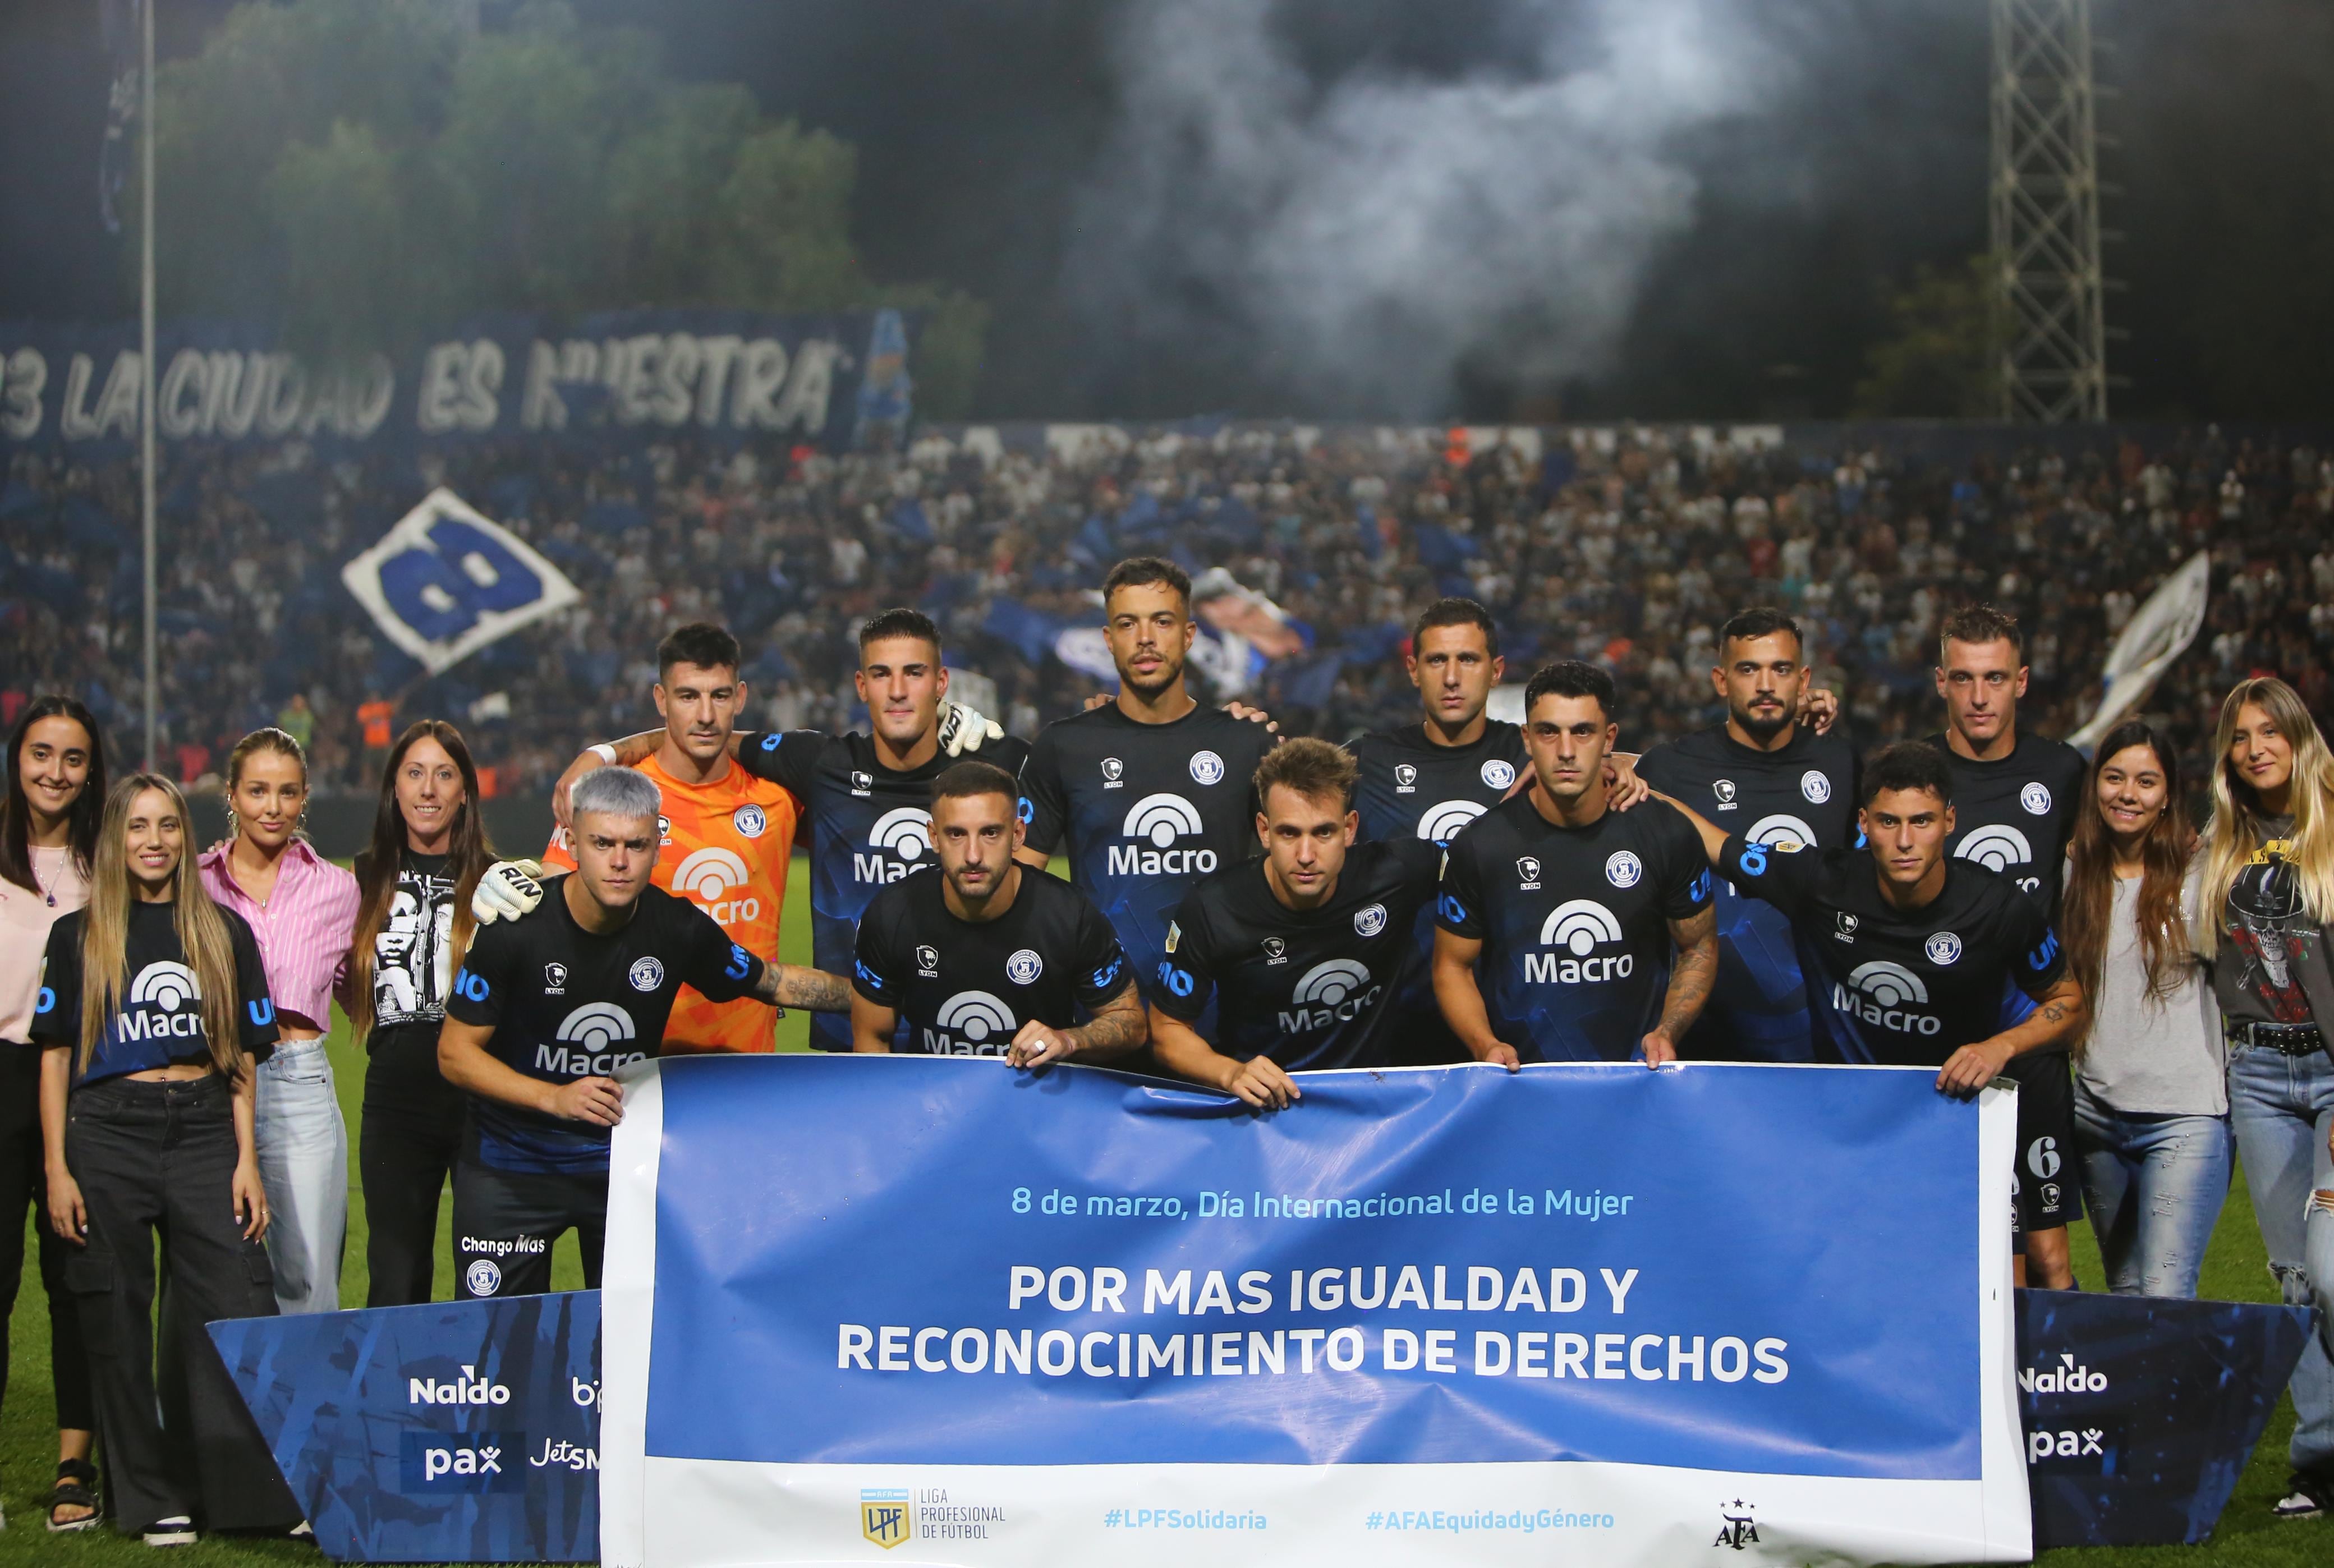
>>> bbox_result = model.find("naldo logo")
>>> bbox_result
[1111,794,1216,876]
[673,847,760,925]
[1835,962,1940,1034]
[409,1363,513,1407]
[1528,900,1630,984]
[2020,1351,2110,1395]
[926,991,1018,1055]
[1278,959,1380,1033]
[855,807,933,884]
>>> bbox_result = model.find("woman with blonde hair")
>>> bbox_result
[31,775,301,1544]
[2198,675,2334,1519]
[2061,720,2226,1299]
[198,726,360,1314]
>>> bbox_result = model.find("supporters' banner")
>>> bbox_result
[2016,1287,2314,1547]
[0,309,907,450]
[341,488,582,674]
[599,1057,2029,1567]
[208,1291,601,1562]
[2067,549,2211,753]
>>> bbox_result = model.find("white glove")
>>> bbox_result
[472,859,547,924]
[938,702,1004,756]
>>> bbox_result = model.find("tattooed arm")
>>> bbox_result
[1007,982,1148,1069]
[1936,974,2087,1098]
[1645,905,1719,1067]
[751,964,852,1015]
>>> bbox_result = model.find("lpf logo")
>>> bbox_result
[862,1487,912,1549]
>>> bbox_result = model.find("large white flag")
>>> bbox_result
[341,488,581,674]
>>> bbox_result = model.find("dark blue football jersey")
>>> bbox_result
[1635,723,1860,1062]
[1436,795,1714,1063]
[1715,835,2067,1066]
[739,729,1031,1050]
[1019,703,1276,1009]
[1347,720,1529,845]
[1924,731,2087,921]
[1154,838,1442,1072]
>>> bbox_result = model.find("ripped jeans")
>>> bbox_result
[2229,1040,2334,1479]
[2071,1083,2230,1299]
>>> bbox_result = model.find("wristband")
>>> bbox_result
[589,744,618,765]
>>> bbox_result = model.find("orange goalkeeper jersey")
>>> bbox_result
[544,752,802,1054]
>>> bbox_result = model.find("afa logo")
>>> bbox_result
[673,847,761,925]
[1801,770,1832,804]
[1189,750,1226,786]
[1529,901,1631,983]
[732,803,768,839]
[929,991,1018,1054]
[1605,850,1642,889]
[1112,794,1216,876]
[1416,799,1486,845]
[861,1488,912,1550]
[1354,902,1389,939]
[1005,949,1044,986]
[628,957,665,992]
[1836,962,1940,1034]
[856,807,934,884]
[1925,931,1963,965]
[1279,958,1380,1033]
[2021,781,2053,816]
[1481,758,1517,790]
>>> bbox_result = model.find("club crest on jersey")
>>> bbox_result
[1926,931,1964,966]
[543,962,568,993]
[1835,912,1859,944]
[1714,779,1738,810]
[1190,749,1225,785]
[1354,902,1389,938]
[1101,756,1125,787]
[1262,937,1288,965]
[732,803,768,838]
[466,1259,502,1297]
[1006,949,1044,986]
[1394,764,1418,792]
[915,945,940,977]
[1802,770,1832,804]
[2021,782,2053,816]
[1481,758,1517,790]
[1605,850,1643,889]
[627,958,664,992]
[1516,856,1541,890]
[850,771,874,796]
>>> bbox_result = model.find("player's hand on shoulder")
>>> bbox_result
[1082,693,1113,712]
[1224,701,1279,734]
[1007,1020,1075,1070]
[552,753,604,827]
[472,859,547,924]
[1222,1054,1301,1111]
[1935,1038,2011,1098]
[1605,754,1650,811]
[550,1075,626,1125]
[1799,686,1840,735]
[939,701,1004,756]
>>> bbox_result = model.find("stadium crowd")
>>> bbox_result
[3,421,2328,804]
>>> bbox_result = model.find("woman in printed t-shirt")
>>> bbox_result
[0,696,104,1532]
[348,720,498,1306]
[2197,676,2334,1520]
[31,774,301,1546]
[198,728,361,1316]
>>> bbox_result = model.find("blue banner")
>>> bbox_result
[599,1057,2030,1566]
[209,1292,601,1562]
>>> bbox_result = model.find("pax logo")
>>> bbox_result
[924,991,1018,1056]
[1278,958,1381,1033]
[854,806,933,884]
[399,1431,523,1494]
[1528,900,1632,983]
[673,846,761,925]
[1834,962,1940,1035]
[1416,799,1486,845]
[115,962,205,1042]
[2027,1423,2116,1469]
[534,1003,646,1075]
[1110,794,1216,876]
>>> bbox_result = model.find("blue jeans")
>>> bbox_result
[2071,1083,2230,1299]
[254,1039,348,1314]
[2227,1040,2334,1478]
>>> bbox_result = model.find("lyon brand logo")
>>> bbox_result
[862,1487,912,1549]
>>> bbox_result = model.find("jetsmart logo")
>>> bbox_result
[1527,900,1632,984]
[2019,1351,2108,1395]
[410,1364,513,1406]
[673,847,760,925]
[114,961,205,1041]
[925,990,1018,1056]
[1109,793,1216,877]
[1278,958,1380,1033]
[1834,961,1940,1034]
[854,807,934,885]
[1415,799,1486,845]
[534,1003,646,1075]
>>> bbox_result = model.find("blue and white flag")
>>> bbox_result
[341,488,581,675]
[600,1059,2028,1567]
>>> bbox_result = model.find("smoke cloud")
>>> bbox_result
[1065,0,1793,417]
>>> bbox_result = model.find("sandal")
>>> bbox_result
[47,1457,102,1533]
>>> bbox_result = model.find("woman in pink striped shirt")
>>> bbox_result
[197,728,360,1316]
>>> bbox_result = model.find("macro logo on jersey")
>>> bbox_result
[1417,799,1487,845]
[1279,959,1381,1033]
[672,847,760,925]
[854,807,934,885]
[1113,794,1216,876]
[925,991,1018,1055]
[1745,813,1818,852]
[1481,759,1517,790]
[1955,824,2039,893]
[1835,962,1940,1036]
[115,961,204,1041]
[1530,900,1632,984]
[537,1002,646,1074]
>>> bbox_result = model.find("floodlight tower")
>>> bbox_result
[1989,0,2110,422]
